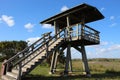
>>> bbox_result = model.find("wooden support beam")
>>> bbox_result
[64,43,72,75]
[50,46,67,74]
[81,44,91,77]
[81,17,85,38]
[66,16,70,39]
[76,24,79,39]
[53,50,59,73]
[74,45,91,77]
[73,46,82,52]
[54,21,60,38]
[54,21,57,36]
[50,51,57,74]
[18,62,22,80]
[69,46,73,72]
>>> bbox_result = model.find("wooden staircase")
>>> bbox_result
[1,24,100,80]
[1,29,65,80]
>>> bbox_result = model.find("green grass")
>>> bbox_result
[1,59,120,80]
[29,65,51,76]
[23,59,120,80]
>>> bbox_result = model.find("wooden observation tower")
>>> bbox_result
[41,3,104,76]
[1,3,104,80]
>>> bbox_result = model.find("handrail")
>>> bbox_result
[85,25,100,33]
[2,24,100,78]
[14,28,66,67]
[3,33,51,65]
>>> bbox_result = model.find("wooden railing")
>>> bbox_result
[2,32,51,75]
[2,28,66,80]
[67,24,100,43]
[2,24,99,79]
[83,25,100,43]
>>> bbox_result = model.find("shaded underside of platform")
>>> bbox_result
[61,37,99,48]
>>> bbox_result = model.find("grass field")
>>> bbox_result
[23,59,120,80]
[1,59,120,80]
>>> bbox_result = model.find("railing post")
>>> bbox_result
[6,62,13,72]
[64,29,66,40]
[81,17,85,39]
[76,24,79,39]
[1,60,7,75]
[18,62,22,80]
[46,41,48,57]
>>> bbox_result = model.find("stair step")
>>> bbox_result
[23,64,31,69]
[12,69,19,74]
[7,72,18,79]
[27,62,35,65]
[2,75,16,80]
[30,53,46,60]
[22,67,28,72]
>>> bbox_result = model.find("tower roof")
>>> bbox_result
[40,3,104,28]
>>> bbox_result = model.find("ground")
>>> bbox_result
[1,59,120,80]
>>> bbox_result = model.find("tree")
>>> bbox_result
[0,41,27,61]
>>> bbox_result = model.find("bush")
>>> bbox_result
[0,56,6,62]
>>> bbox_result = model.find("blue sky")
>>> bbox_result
[0,0,120,58]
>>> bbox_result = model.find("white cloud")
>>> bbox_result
[26,37,40,45]
[100,7,105,11]
[61,6,69,12]
[1,15,15,27]
[110,16,115,20]
[96,44,120,54]
[107,44,120,51]
[110,23,117,27]
[86,41,120,58]
[100,41,109,46]
[42,24,53,29]
[24,23,35,32]
[70,41,120,58]
[0,18,2,23]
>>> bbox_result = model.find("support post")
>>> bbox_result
[73,46,91,77]
[54,21,60,38]
[81,44,91,77]
[53,50,59,72]
[49,50,59,74]
[18,62,22,80]
[54,21,57,36]
[81,17,85,38]
[50,51,56,74]
[76,24,79,39]
[69,46,73,73]
[66,16,70,39]
[64,43,72,75]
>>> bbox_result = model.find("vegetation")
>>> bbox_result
[0,41,120,80]
[0,58,120,79]
[21,59,120,80]
[46,51,66,66]
[0,41,27,61]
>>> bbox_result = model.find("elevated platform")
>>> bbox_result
[1,3,104,80]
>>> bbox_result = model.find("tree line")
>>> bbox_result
[0,41,27,61]
[0,40,65,66]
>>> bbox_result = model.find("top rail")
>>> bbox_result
[3,33,51,65]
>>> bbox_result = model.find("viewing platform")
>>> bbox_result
[1,3,104,80]
[41,3,104,47]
